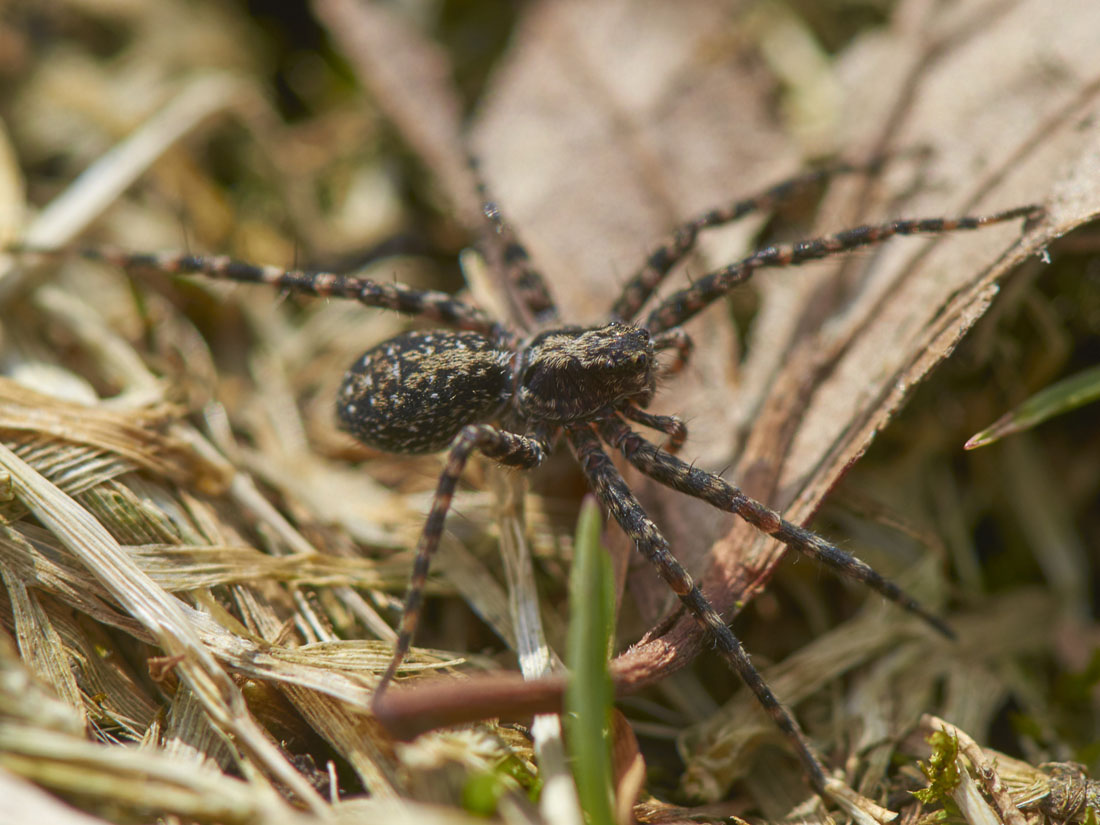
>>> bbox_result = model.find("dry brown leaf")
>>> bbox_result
[456,0,1100,690]
[350,0,1100,806]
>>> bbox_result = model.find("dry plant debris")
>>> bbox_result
[0,1,1098,823]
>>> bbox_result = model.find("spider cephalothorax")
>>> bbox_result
[23,161,1040,797]
[513,323,656,422]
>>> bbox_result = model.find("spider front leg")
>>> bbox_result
[13,245,506,337]
[373,424,550,699]
[651,328,693,377]
[598,416,953,637]
[609,158,890,323]
[621,405,687,455]
[565,425,829,795]
[644,204,1041,334]
[620,327,692,453]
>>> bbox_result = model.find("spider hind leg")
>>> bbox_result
[373,424,549,700]
[18,244,505,335]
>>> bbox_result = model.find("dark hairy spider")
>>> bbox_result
[20,162,1040,796]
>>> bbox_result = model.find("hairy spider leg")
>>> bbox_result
[609,159,891,323]
[471,159,560,328]
[17,246,507,338]
[373,424,550,698]
[565,424,829,794]
[620,405,687,455]
[598,415,954,637]
[650,328,693,377]
[644,205,1041,334]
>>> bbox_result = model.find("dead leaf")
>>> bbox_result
[354,0,1100,802]
[458,0,1100,690]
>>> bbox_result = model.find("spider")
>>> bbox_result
[20,162,1039,796]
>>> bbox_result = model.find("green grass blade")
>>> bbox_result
[565,496,617,825]
[965,364,1100,450]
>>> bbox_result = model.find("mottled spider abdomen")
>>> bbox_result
[337,329,513,454]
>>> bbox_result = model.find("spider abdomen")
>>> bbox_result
[337,329,513,454]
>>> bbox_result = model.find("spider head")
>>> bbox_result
[515,323,656,423]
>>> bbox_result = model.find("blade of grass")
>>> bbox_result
[565,496,616,825]
[965,365,1100,449]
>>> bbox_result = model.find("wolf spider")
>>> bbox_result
[25,162,1038,795]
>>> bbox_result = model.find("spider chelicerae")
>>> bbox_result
[23,162,1039,795]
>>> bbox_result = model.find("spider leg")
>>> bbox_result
[651,327,693,377]
[644,204,1041,334]
[565,425,829,795]
[471,160,560,328]
[598,415,954,637]
[373,424,549,700]
[609,159,890,323]
[14,245,506,338]
[621,405,687,455]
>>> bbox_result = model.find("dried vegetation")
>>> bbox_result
[0,1,1098,823]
